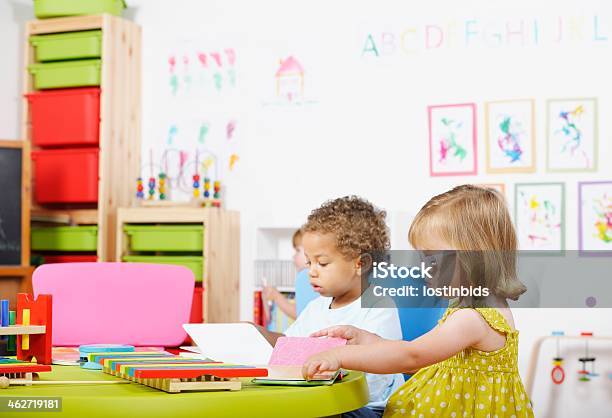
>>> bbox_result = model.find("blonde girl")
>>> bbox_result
[303,185,533,418]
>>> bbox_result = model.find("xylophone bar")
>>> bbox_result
[134,365,269,379]
[92,353,269,393]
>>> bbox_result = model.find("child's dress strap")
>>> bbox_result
[474,308,513,334]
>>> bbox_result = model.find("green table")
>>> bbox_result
[1,366,369,417]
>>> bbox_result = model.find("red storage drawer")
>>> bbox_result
[44,255,98,263]
[190,286,204,323]
[184,286,204,345]
[32,148,99,203]
[26,88,100,148]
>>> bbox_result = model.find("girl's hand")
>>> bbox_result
[310,325,381,345]
[302,349,341,380]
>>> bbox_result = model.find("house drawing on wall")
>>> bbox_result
[275,56,304,102]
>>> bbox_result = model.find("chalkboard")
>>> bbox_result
[0,144,22,265]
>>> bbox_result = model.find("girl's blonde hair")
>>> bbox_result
[409,184,526,301]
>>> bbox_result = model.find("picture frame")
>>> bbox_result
[546,98,598,172]
[514,182,565,253]
[578,181,612,255]
[428,103,477,177]
[485,99,535,173]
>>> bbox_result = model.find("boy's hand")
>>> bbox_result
[302,349,341,380]
[262,286,281,303]
[310,325,381,345]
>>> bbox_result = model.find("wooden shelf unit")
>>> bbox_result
[116,207,240,323]
[21,14,142,261]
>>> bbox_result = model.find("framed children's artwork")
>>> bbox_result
[476,183,506,196]
[428,103,477,177]
[515,183,565,252]
[578,181,612,255]
[547,98,598,172]
[485,99,535,173]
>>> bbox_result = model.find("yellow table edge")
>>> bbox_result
[3,365,369,418]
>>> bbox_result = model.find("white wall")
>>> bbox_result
[1,1,612,415]
[129,3,612,416]
[0,0,33,139]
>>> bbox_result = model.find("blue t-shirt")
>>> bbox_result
[294,269,318,316]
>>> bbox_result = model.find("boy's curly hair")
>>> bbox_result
[302,196,389,259]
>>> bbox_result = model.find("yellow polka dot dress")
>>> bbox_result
[384,308,533,418]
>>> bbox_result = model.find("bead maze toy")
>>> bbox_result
[551,331,565,384]
[577,332,598,382]
[137,148,222,207]
[158,173,167,200]
[90,352,269,393]
[526,331,612,397]
[136,177,144,199]
[193,174,201,198]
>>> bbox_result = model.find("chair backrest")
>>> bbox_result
[295,269,318,316]
[398,306,447,342]
[397,304,447,381]
[33,262,195,346]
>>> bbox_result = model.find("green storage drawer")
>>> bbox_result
[31,226,98,252]
[29,59,101,89]
[34,0,126,18]
[123,255,203,282]
[124,225,204,252]
[30,31,102,62]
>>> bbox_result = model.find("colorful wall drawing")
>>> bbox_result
[275,56,304,102]
[167,47,238,98]
[485,99,535,173]
[261,52,320,108]
[515,183,565,252]
[547,98,597,172]
[428,103,477,176]
[579,181,612,254]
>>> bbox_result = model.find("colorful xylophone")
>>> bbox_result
[90,352,269,393]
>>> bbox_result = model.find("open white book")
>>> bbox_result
[182,323,346,385]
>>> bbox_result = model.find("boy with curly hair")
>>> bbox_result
[262,196,403,417]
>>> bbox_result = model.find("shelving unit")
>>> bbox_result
[22,14,141,262]
[252,227,300,330]
[116,207,240,323]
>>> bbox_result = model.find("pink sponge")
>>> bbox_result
[269,336,347,366]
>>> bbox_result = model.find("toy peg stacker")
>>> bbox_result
[0,294,53,387]
[578,332,598,382]
[0,293,52,365]
[551,331,565,385]
[90,352,269,393]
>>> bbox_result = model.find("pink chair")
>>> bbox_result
[32,262,195,346]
